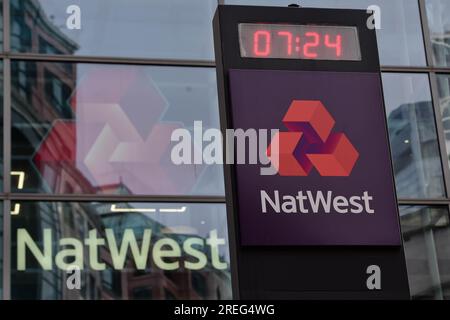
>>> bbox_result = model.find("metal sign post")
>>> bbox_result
[213,5,410,299]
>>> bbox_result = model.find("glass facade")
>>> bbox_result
[10,0,217,60]
[0,60,3,192]
[11,202,230,299]
[400,206,450,299]
[425,0,450,67]
[11,61,223,195]
[382,73,445,199]
[0,0,449,300]
[437,74,450,169]
[0,202,2,297]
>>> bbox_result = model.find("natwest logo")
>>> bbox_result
[267,100,359,176]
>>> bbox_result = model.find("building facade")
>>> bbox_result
[0,0,449,300]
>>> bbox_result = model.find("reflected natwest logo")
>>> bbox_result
[267,100,359,176]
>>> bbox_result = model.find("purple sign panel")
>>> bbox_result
[229,69,402,246]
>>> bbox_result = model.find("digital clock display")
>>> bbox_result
[238,23,361,61]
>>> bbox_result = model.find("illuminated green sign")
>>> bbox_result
[17,228,228,271]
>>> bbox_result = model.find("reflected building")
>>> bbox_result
[10,0,84,300]
[11,202,107,299]
[401,205,450,299]
[2,0,450,302]
[388,101,444,197]
[428,0,450,67]
[11,0,85,194]
[101,207,231,300]
[12,201,232,300]
[11,0,79,54]
[9,0,232,300]
[11,0,215,197]
[389,99,450,299]
[431,30,450,67]
[438,78,450,166]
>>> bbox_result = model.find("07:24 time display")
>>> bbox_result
[253,30,342,58]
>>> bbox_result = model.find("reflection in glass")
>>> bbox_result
[425,0,450,67]
[382,73,445,198]
[0,61,3,192]
[0,202,2,297]
[0,0,3,51]
[11,202,231,300]
[10,0,217,60]
[400,206,450,299]
[11,61,224,195]
[437,74,450,170]
[225,0,426,66]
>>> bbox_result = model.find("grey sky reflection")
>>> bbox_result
[37,0,217,59]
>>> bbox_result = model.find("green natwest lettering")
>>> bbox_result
[16,228,228,271]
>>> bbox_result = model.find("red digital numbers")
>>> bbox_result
[252,30,343,59]
[277,31,293,56]
[324,34,342,57]
[253,30,271,56]
[303,32,320,58]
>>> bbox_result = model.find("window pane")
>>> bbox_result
[437,74,450,171]
[0,61,3,192]
[382,73,445,198]
[400,205,450,300]
[425,0,450,67]
[11,61,224,196]
[225,0,426,66]
[0,202,2,298]
[0,0,3,51]
[11,0,216,60]
[11,202,231,300]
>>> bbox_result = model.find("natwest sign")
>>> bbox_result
[214,4,409,299]
[261,190,374,214]
[268,100,359,176]
[229,69,402,246]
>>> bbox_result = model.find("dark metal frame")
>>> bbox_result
[213,4,409,299]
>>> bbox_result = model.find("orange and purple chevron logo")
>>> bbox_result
[267,100,359,176]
